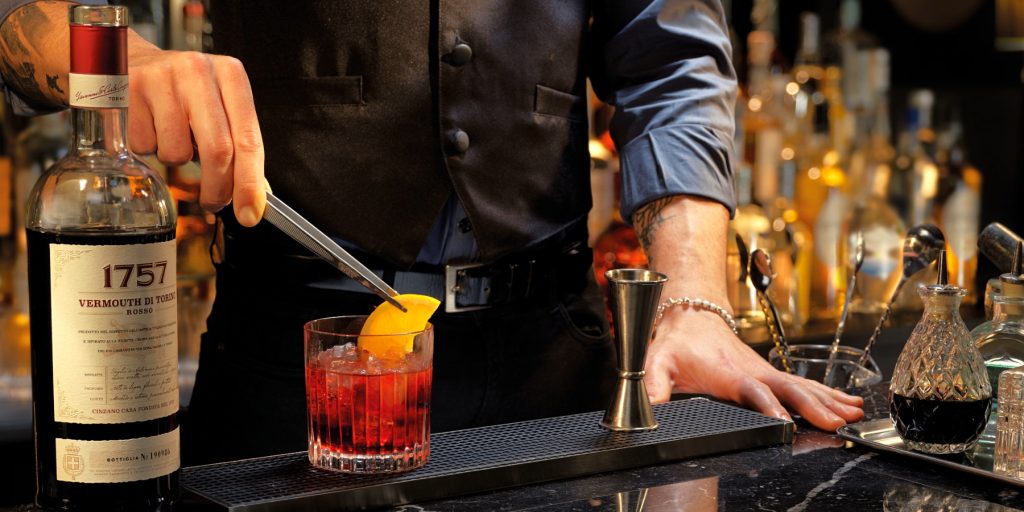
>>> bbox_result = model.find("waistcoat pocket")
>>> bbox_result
[534,84,585,122]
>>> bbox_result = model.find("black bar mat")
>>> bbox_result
[181,398,792,511]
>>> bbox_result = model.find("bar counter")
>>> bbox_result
[4,320,1021,511]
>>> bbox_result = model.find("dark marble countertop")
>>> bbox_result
[6,314,1016,511]
[384,385,1024,512]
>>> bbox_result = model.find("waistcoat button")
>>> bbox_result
[450,43,473,66]
[448,129,470,154]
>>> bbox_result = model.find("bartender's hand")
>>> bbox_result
[126,33,267,226]
[0,1,266,226]
[633,195,864,431]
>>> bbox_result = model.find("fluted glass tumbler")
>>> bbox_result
[304,316,433,473]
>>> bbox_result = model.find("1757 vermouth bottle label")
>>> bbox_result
[48,240,179,483]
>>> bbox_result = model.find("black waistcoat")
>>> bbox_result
[208,0,592,267]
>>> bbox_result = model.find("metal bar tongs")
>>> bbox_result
[261,192,407,312]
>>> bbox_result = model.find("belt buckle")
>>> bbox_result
[444,262,488,313]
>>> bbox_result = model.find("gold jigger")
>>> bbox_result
[615,488,648,512]
[601,268,667,431]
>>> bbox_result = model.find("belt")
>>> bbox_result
[315,257,566,313]
[221,228,591,313]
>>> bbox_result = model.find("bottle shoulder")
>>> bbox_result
[26,152,176,232]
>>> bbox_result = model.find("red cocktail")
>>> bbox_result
[304,316,433,473]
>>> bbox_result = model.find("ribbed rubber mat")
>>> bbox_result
[182,398,792,511]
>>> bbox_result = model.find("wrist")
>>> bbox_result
[656,295,738,335]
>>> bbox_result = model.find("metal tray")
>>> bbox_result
[838,418,1024,487]
[181,398,792,511]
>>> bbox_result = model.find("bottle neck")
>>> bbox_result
[920,287,965,316]
[71,107,129,156]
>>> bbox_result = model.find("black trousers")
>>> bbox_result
[182,252,616,465]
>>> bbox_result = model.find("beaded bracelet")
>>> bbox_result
[655,296,740,335]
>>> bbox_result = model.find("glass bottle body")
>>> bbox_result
[890,285,992,454]
[811,186,847,320]
[26,7,178,509]
[971,296,1024,394]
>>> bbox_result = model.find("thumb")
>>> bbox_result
[644,362,673,404]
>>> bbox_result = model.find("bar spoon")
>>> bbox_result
[749,248,792,373]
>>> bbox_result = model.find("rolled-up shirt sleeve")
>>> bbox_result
[0,0,105,115]
[590,0,737,222]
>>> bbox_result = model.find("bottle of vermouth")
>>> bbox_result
[25,5,178,509]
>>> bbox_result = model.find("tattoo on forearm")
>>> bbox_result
[46,73,62,93]
[0,2,67,108]
[632,196,675,265]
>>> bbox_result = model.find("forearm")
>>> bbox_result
[0,1,71,108]
[632,194,731,311]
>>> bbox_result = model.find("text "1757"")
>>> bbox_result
[102,261,169,288]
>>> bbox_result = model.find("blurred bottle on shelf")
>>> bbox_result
[728,165,769,329]
[821,0,878,123]
[799,99,848,321]
[729,29,803,330]
[788,12,823,152]
[0,127,13,310]
[182,0,205,52]
[906,90,941,227]
[842,49,904,315]
[936,113,982,305]
[743,30,783,208]
[767,150,812,328]
[812,177,848,321]
[1,111,68,389]
[892,91,941,312]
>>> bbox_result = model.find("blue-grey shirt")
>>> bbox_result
[0,0,736,266]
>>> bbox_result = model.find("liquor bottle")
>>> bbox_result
[791,13,823,124]
[842,49,903,314]
[890,252,991,454]
[821,0,878,118]
[971,242,1024,391]
[0,124,13,309]
[937,116,981,305]
[743,30,783,208]
[905,91,940,227]
[182,1,206,53]
[812,179,848,321]
[797,100,848,321]
[892,96,941,312]
[767,153,812,327]
[979,223,1024,319]
[728,165,770,329]
[795,101,837,229]
[25,6,178,509]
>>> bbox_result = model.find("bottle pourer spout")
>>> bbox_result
[1000,241,1024,296]
[937,250,948,286]
[1014,240,1023,276]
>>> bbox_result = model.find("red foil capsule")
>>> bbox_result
[70,24,127,75]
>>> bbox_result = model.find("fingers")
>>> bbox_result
[128,82,157,154]
[770,377,847,431]
[735,377,792,422]
[802,381,865,422]
[128,50,266,227]
[141,65,194,166]
[176,53,235,213]
[212,56,266,226]
[807,379,865,407]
